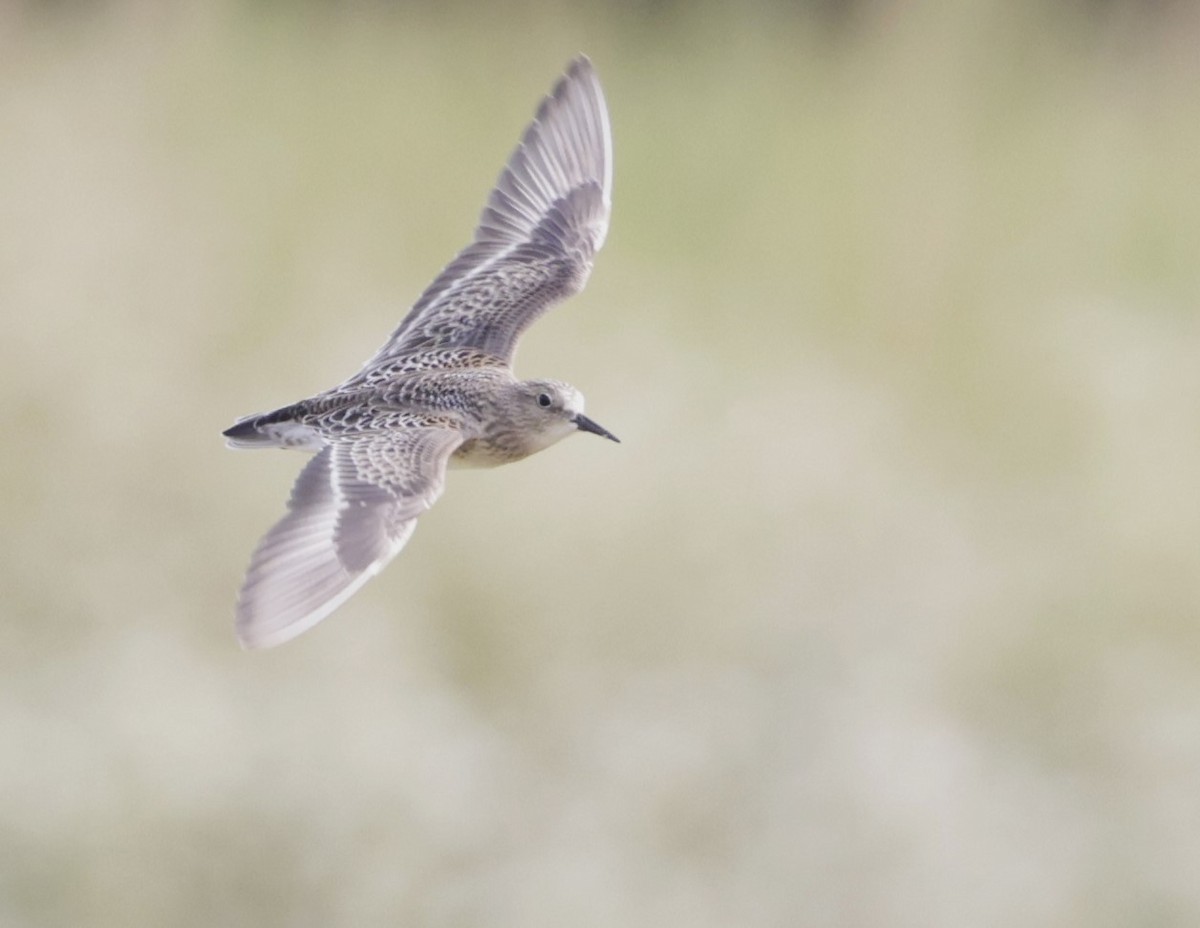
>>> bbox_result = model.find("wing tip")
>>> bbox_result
[565,53,594,81]
[233,569,371,650]
[557,54,612,204]
[517,54,613,217]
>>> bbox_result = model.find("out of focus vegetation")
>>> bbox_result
[2,1,1199,925]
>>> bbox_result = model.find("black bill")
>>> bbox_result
[574,414,620,443]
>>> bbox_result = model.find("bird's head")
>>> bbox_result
[512,379,619,452]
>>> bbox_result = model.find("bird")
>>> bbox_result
[223,56,617,649]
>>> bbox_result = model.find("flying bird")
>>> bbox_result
[224,57,616,649]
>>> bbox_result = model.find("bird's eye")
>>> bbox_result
[537,393,553,408]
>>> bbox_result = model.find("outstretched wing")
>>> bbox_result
[363,55,612,368]
[234,424,463,649]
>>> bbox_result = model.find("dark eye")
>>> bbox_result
[537,393,553,408]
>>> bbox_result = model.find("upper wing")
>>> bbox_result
[362,55,612,368]
[234,423,463,649]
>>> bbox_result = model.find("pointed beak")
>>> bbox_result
[573,413,620,443]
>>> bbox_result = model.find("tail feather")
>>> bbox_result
[223,407,323,450]
[223,416,274,448]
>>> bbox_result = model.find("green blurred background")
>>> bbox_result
[3,0,1200,924]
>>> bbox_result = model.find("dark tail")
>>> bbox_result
[223,403,316,450]
[223,415,274,448]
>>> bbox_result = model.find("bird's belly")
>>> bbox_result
[451,439,522,469]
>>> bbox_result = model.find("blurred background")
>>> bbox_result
[3,0,1200,924]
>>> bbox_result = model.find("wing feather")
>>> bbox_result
[363,55,612,368]
[234,425,463,649]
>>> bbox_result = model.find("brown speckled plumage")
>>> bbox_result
[223,57,618,649]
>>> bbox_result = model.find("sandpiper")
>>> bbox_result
[224,56,616,649]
